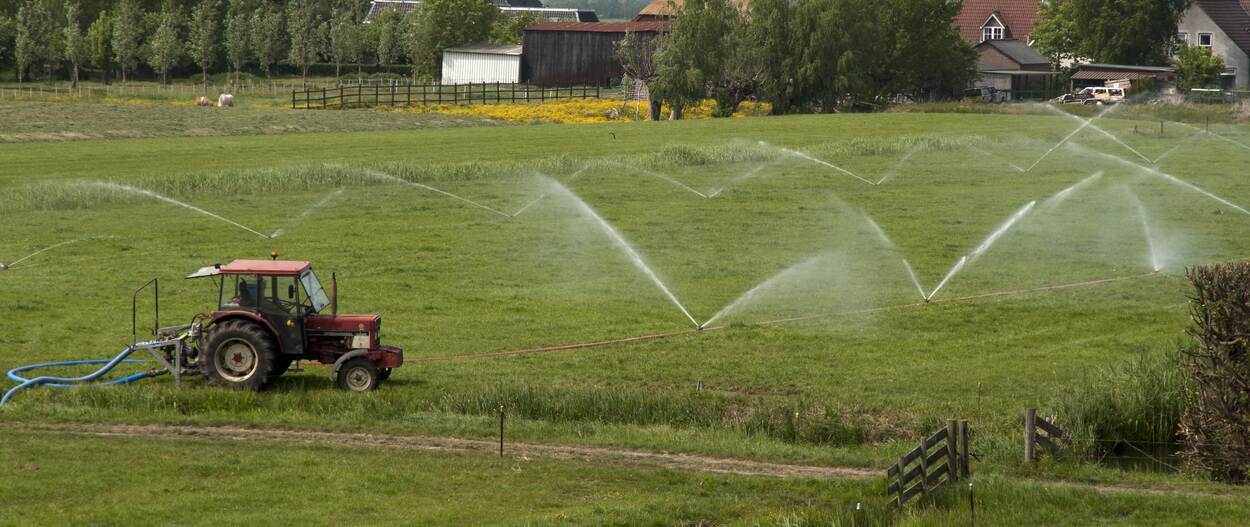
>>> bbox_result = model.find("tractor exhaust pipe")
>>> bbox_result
[331,272,338,316]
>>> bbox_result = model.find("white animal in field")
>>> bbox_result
[217,94,235,107]
[195,96,213,107]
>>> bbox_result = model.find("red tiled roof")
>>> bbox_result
[526,21,669,33]
[1195,0,1250,55]
[953,0,1043,44]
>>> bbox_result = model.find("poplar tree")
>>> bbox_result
[15,0,55,84]
[285,0,323,83]
[86,9,112,83]
[112,0,143,83]
[328,8,360,78]
[63,1,86,88]
[224,0,252,84]
[250,4,284,79]
[188,0,220,85]
[147,1,181,85]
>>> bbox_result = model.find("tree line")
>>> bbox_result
[618,0,979,119]
[0,0,532,85]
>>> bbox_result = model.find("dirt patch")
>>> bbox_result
[8,421,881,481]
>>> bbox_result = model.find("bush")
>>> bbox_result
[1182,262,1250,483]
[1054,345,1187,457]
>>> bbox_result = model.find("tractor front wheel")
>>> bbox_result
[337,358,380,392]
[200,320,276,391]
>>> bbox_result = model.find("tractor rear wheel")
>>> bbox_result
[200,320,276,391]
[336,358,380,392]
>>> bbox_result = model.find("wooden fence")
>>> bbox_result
[887,419,970,508]
[291,83,606,109]
[1023,408,1070,461]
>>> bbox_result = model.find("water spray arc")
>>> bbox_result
[708,163,769,198]
[760,141,876,186]
[1076,145,1250,216]
[602,161,710,198]
[547,179,700,327]
[875,144,923,185]
[1042,105,1152,165]
[2,237,109,271]
[271,188,344,238]
[926,200,1037,301]
[860,211,927,300]
[701,257,823,328]
[354,167,512,218]
[95,182,271,239]
[1042,171,1103,209]
[1126,190,1164,272]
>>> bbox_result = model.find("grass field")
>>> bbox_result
[3,100,1250,524]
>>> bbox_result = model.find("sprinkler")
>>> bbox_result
[0,262,8,271]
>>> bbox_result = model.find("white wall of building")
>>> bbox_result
[441,52,521,84]
[1177,5,1249,88]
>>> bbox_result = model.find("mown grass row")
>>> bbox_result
[0,379,915,448]
[1,134,1025,212]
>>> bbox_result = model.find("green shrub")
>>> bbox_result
[1182,262,1250,483]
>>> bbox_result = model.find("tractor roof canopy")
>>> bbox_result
[186,259,311,279]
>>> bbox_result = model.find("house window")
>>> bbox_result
[1198,33,1213,47]
[1177,32,1188,44]
[981,13,1006,42]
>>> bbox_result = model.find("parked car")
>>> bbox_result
[1058,86,1125,105]
[962,87,1007,103]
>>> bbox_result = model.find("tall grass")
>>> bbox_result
[2,380,913,447]
[1053,344,1188,457]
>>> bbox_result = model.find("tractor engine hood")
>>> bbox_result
[306,314,381,333]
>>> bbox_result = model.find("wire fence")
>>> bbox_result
[291,82,609,109]
[0,80,340,100]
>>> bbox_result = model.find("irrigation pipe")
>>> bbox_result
[417,271,1164,363]
[2,346,154,405]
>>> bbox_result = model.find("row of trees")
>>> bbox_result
[0,0,531,85]
[619,0,979,119]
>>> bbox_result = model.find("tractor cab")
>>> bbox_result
[186,258,402,391]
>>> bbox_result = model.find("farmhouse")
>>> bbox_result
[973,39,1062,98]
[1176,0,1250,88]
[522,21,669,87]
[442,45,523,84]
[953,0,1043,45]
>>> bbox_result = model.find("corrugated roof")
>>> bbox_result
[1194,0,1250,55]
[1071,70,1173,80]
[974,39,1049,66]
[1079,63,1176,73]
[953,0,1043,44]
[526,21,670,33]
[501,7,598,22]
[365,0,546,22]
[445,44,523,56]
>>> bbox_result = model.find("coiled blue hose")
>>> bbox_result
[2,346,157,405]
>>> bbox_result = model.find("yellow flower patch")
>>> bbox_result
[396,98,771,124]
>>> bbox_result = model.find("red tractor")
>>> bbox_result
[184,259,402,391]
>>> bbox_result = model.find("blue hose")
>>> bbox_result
[2,346,159,405]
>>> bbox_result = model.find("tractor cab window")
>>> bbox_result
[299,269,330,314]
[222,275,259,310]
[256,275,302,315]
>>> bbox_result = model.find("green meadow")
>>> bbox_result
[3,102,1250,524]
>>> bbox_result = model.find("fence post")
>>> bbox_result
[959,420,970,478]
[1024,408,1036,462]
[917,438,929,500]
[322,87,326,109]
[291,90,296,109]
[895,458,906,508]
[946,419,959,481]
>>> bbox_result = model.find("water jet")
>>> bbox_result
[94,182,271,239]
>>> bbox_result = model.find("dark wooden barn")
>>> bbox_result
[521,21,669,87]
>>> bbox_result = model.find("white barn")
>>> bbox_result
[441,45,523,84]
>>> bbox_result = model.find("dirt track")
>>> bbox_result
[7,421,881,480]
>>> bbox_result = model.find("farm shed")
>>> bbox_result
[522,21,669,87]
[442,45,524,84]
[1070,64,1175,91]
